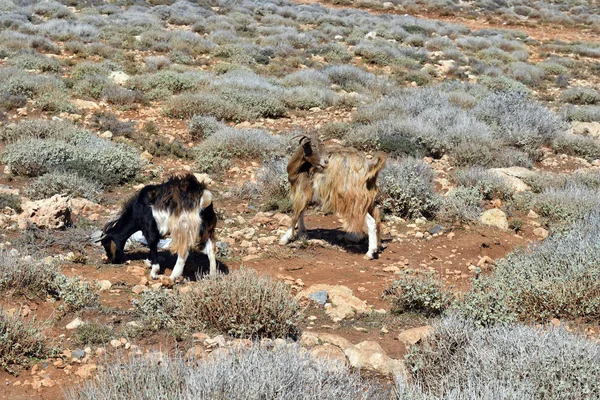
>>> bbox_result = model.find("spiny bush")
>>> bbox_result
[26,171,102,201]
[561,86,600,105]
[522,170,600,193]
[188,115,225,141]
[69,345,389,400]
[0,119,89,143]
[0,307,48,375]
[562,105,600,122]
[236,157,291,212]
[453,167,512,200]
[386,272,453,317]
[401,315,600,399]
[7,52,60,72]
[0,253,98,312]
[378,158,439,219]
[178,269,301,339]
[0,192,21,213]
[128,70,209,100]
[458,211,600,324]
[438,187,483,224]
[74,322,113,346]
[478,75,530,96]
[195,127,283,172]
[552,133,600,160]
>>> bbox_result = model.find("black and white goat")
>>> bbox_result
[98,174,217,280]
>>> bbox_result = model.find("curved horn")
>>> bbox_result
[290,134,311,145]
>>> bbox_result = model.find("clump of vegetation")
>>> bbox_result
[386,272,454,317]
[0,192,22,213]
[562,105,600,122]
[561,86,600,105]
[69,345,389,400]
[195,127,283,172]
[236,157,291,211]
[438,187,483,224]
[135,269,301,339]
[0,307,48,375]
[73,322,113,346]
[26,171,102,201]
[378,158,439,219]
[401,315,600,399]
[188,115,225,141]
[552,133,600,160]
[0,254,98,312]
[454,167,512,200]
[178,269,301,338]
[457,211,600,324]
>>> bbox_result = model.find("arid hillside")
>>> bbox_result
[0,0,599,399]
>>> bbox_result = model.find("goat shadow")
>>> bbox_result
[123,249,229,281]
[303,227,391,255]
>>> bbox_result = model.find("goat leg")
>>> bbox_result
[204,238,217,277]
[170,250,188,280]
[364,212,379,260]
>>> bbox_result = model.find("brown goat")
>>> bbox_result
[280,135,386,259]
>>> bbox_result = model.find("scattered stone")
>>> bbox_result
[41,378,55,388]
[110,339,122,348]
[477,256,495,267]
[383,266,400,273]
[72,349,86,360]
[140,151,153,162]
[310,344,347,364]
[96,280,111,292]
[193,173,213,185]
[66,318,84,330]
[479,209,508,230]
[160,276,174,288]
[99,130,113,139]
[488,167,535,193]
[109,71,130,85]
[300,332,353,350]
[309,291,328,306]
[72,99,100,110]
[297,285,370,321]
[428,225,444,235]
[344,341,407,377]
[131,285,147,294]
[18,195,72,230]
[75,364,97,379]
[70,198,103,217]
[533,227,549,239]
[397,326,433,346]
[527,210,539,219]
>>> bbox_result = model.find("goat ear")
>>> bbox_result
[94,234,106,243]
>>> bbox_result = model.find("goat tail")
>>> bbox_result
[366,152,387,180]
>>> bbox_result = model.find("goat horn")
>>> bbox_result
[290,134,311,145]
[94,234,106,243]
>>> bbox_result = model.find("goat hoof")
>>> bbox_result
[279,238,290,245]
[364,252,375,260]
[143,259,152,267]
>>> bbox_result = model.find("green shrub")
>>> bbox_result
[133,288,179,333]
[562,105,600,122]
[438,187,483,224]
[517,185,600,224]
[552,133,600,160]
[0,119,88,144]
[454,167,512,200]
[386,272,453,317]
[478,75,529,95]
[378,158,439,219]
[178,269,301,338]
[51,274,99,313]
[561,86,600,105]
[26,171,102,201]
[195,127,283,172]
[69,345,388,400]
[401,315,600,398]
[7,52,60,72]
[188,115,225,141]
[0,193,22,213]
[0,307,48,375]
[73,322,113,346]
[236,157,291,212]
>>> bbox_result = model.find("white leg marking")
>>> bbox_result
[170,252,188,280]
[364,213,378,260]
[280,225,294,245]
[297,211,307,237]
[150,264,160,279]
[204,239,217,276]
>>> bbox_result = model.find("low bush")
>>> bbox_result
[236,157,291,212]
[386,272,453,317]
[26,171,102,201]
[0,307,48,375]
[562,105,600,122]
[188,115,225,141]
[438,187,483,224]
[518,184,600,224]
[561,86,600,105]
[73,322,113,346]
[195,127,283,172]
[7,52,60,72]
[378,158,439,219]
[69,345,388,400]
[552,133,600,160]
[454,167,512,200]
[457,211,600,324]
[178,269,301,338]
[0,192,22,213]
[401,315,600,399]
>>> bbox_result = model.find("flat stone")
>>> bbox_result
[479,209,508,230]
[397,326,433,346]
[66,318,84,330]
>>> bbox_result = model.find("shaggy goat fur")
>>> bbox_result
[280,135,386,259]
[99,174,217,280]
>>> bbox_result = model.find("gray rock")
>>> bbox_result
[428,225,444,235]
[72,349,86,359]
[309,291,328,306]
